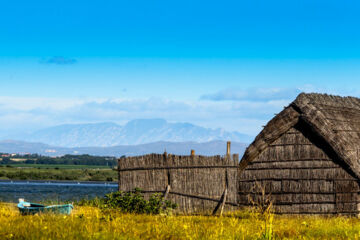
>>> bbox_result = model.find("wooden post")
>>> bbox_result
[213,169,229,216]
[226,141,231,155]
[212,187,228,216]
[220,168,229,216]
[163,185,171,199]
[191,149,195,156]
[117,158,121,191]
[219,188,228,216]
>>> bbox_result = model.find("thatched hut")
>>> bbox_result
[238,93,360,214]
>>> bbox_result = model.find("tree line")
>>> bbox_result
[0,153,120,167]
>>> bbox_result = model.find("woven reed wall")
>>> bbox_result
[238,122,360,215]
[118,153,239,214]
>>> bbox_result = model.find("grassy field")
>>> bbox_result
[4,164,111,169]
[0,166,117,181]
[1,203,360,239]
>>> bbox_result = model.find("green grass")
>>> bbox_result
[5,164,111,169]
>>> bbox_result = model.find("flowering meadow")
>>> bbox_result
[1,202,360,239]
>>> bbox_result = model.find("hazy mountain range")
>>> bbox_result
[0,119,252,157]
[8,119,252,148]
[0,140,248,157]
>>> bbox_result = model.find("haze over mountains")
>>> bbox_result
[1,119,252,157]
[9,119,252,148]
[0,140,248,157]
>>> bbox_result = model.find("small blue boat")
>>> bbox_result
[17,199,73,215]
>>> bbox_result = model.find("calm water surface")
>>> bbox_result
[0,180,118,202]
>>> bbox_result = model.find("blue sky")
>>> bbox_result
[0,0,360,138]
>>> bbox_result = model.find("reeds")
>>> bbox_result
[1,202,360,239]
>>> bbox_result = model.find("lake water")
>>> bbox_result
[0,180,118,203]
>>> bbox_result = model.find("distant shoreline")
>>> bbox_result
[0,179,117,185]
[0,166,117,182]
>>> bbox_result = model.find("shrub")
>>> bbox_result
[79,188,177,215]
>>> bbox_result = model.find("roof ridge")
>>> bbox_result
[295,92,360,102]
[292,94,360,179]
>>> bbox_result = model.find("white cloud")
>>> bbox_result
[0,95,289,137]
[200,87,303,101]
[200,85,360,103]
[0,86,358,139]
[0,96,85,111]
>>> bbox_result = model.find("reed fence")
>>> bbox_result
[118,152,239,214]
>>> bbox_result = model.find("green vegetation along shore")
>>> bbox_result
[0,165,117,182]
[0,153,119,181]
[5,164,111,169]
[0,153,118,167]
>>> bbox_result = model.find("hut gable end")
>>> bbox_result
[239,93,360,215]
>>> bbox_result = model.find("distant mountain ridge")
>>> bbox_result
[0,140,247,157]
[10,119,252,148]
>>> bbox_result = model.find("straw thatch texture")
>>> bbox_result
[239,93,360,215]
[118,153,239,214]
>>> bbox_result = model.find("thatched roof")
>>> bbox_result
[240,93,360,179]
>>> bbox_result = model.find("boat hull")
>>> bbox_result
[18,202,73,215]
